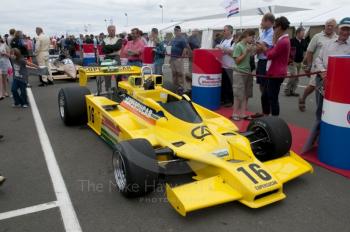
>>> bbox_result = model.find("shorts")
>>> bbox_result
[309,75,316,87]
[232,71,253,101]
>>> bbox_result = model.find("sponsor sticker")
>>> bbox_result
[198,75,221,87]
[192,73,221,88]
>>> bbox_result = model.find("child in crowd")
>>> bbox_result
[232,29,256,121]
[11,48,38,108]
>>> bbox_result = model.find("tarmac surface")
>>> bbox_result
[0,73,350,232]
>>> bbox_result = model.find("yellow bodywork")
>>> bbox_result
[79,66,313,216]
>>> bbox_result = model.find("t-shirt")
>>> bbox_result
[170,36,187,57]
[232,42,251,72]
[290,37,307,63]
[12,59,28,83]
[307,31,337,70]
[258,27,274,60]
[217,38,234,69]
[124,38,145,61]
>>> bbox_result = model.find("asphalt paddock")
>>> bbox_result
[0,75,349,232]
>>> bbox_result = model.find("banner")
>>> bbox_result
[221,0,240,17]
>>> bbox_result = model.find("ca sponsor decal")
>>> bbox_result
[191,125,211,140]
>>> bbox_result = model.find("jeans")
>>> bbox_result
[256,59,268,85]
[315,74,323,121]
[12,79,28,106]
[154,61,164,75]
[127,60,142,67]
[261,78,284,116]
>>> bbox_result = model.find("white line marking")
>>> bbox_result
[27,89,82,232]
[0,201,59,221]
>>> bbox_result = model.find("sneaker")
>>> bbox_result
[0,175,6,186]
[22,104,29,108]
[12,104,21,108]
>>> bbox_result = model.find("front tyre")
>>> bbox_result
[112,139,159,197]
[58,86,90,126]
[247,116,292,161]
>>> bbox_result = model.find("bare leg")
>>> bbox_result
[301,85,315,102]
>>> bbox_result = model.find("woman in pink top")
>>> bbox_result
[260,16,291,116]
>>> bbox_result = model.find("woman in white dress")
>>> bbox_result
[0,36,11,99]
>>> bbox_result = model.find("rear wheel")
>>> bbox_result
[112,139,159,197]
[58,86,90,126]
[247,116,292,161]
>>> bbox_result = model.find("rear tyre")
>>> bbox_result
[58,86,90,126]
[112,139,159,197]
[247,116,292,161]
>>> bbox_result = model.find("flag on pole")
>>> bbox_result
[221,0,240,18]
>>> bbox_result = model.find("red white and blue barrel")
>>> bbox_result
[82,44,96,65]
[319,55,350,170]
[97,45,105,62]
[142,47,155,72]
[192,49,222,110]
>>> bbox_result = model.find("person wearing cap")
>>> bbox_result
[170,26,191,94]
[299,18,337,112]
[284,27,307,97]
[314,17,350,121]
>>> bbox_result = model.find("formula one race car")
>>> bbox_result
[49,54,80,80]
[58,66,313,216]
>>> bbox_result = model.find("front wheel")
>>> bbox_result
[247,116,292,161]
[58,86,90,126]
[112,139,159,197]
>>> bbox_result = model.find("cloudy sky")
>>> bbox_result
[0,0,347,36]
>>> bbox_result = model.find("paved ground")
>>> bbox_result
[0,74,350,232]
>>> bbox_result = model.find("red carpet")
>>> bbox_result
[216,107,350,179]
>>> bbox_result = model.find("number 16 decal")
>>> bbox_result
[237,164,272,184]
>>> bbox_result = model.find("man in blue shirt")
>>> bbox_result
[170,26,190,94]
[254,13,275,117]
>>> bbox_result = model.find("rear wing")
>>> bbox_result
[78,66,142,86]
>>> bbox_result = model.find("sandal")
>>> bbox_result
[250,112,264,118]
[299,98,306,112]
[242,115,253,120]
[231,115,241,121]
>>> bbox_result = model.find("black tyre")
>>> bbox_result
[58,86,90,126]
[247,116,292,161]
[112,139,159,197]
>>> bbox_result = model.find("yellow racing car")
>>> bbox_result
[58,66,313,216]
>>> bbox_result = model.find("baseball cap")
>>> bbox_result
[339,17,350,29]
[174,26,181,31]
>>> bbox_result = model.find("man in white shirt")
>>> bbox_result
[314,17,350,121]
[35,27,53,86]
[216,25,235,107]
